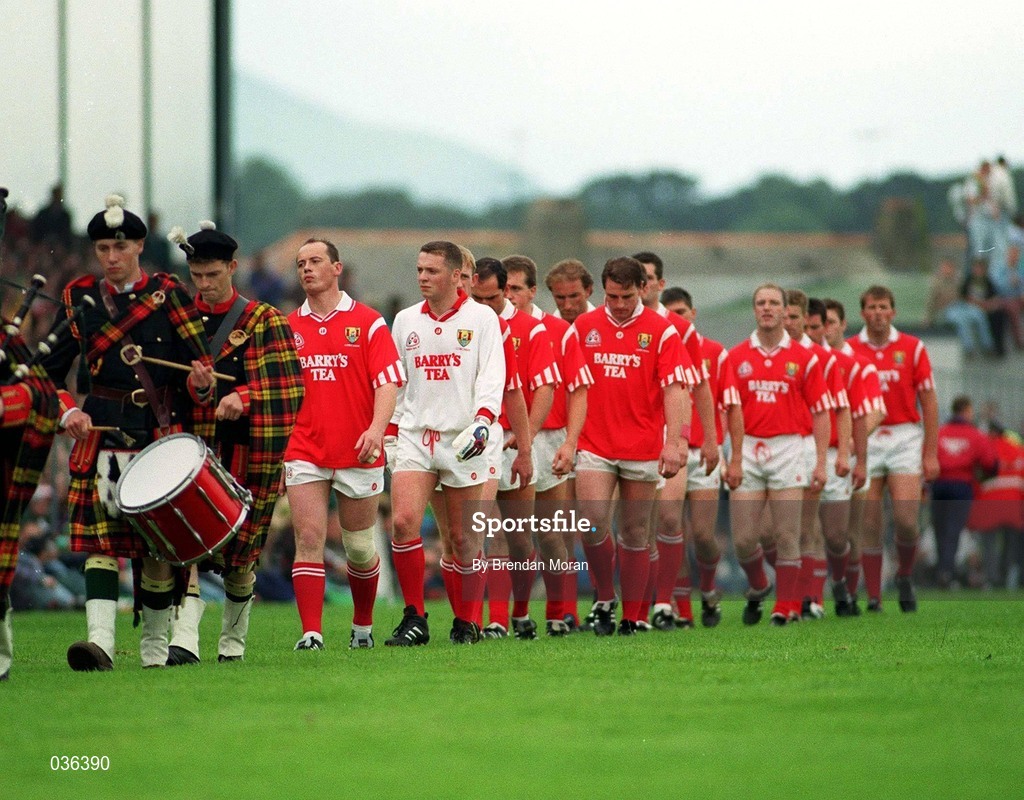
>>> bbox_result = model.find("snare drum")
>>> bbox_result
[115,433,252,566]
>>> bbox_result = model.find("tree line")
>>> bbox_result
[234,156,1021,255]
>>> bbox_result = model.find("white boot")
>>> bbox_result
[167,595,205,665]
[219,596,252,661]
[139,605,171,668]
[67,599,117,671]
[0,606,13,679]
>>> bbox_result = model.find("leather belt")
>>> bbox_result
[91,384,173,409]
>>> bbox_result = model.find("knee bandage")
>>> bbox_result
[342,526,378,567]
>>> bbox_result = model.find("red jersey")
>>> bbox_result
[847,327,934,425]
[286,294,404,469]
[936,418,998,483]
[689,334,739,448]
[659,304,709,383]
[531,308,571,430]
[498,316,521,392]
[800,335,848,449]
[497,303,559,430]
[968,434,1024,531]
[825,345,868,448]
[729,331,831,438]
[572,304,695,461]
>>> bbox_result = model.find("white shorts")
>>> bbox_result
[820,447,852,504]
[576,449,661,483]
[867,423,923,478]
[686,446,722,493]
[531,428,568,493]
[284,460,384,499]
[397,427,497,488]
[737,434,808,492]
[499,430,539,491]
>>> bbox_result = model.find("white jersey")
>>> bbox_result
[391,292,505,434]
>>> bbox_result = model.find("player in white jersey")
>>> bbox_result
[284,239,403,651]
[385,241,507,646]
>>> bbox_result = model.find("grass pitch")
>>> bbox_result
[3,597,1022,800]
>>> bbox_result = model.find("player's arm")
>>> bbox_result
[553,386,587,476]
[356,382,398,463]
[724,401,744,491]
[811,409,829,489]
[691,380,719,474]
[835,406,852,477]
[504,385,534,487]
[660,381,686,479]
[527,384,553,438]
[919,387,940,481]
[851,414,868,491]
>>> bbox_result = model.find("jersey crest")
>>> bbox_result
[293,331,305,351]
[785,361,798,377]
[457,329,473,347]
[893,350,905,365]
[345,326,360,344]
[406,332,421,349]
[585,329,601,347]
[637,332,652,349]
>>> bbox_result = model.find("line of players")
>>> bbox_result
[285,237,938,648]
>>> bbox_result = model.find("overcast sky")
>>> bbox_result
[4,0,1022,222]
[235,0,1024,195]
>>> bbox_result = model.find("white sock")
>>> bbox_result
[169,595,205,657]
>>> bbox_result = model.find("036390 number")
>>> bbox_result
[50,755,109,771]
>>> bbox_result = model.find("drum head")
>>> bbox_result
[117,434,206,511]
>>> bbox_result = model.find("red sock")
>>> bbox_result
[563,569,579,623]
[347,560,380,627]
[638,552,659,622]
[811,557,828,604]
[763,545,778,569]
[582,535,616,602]
[895,539,918,578]
[391,538,425,615]
[655,535,685,604]
[797,556,815,601]
[827,545,851,583]
[451,557,481,622]
[440,558,456,609]
[486,557,512,628]
[470,552,487,627]
[511,551,536,618]
[618,545,651,623]
[673,576,693,621]
[697,555,720,595]
[292,561,325,634]
[846,559,861,596]
[739,547,769,593]
[862,548,883,601]
[541,566,565,622]
[773,559,800,617]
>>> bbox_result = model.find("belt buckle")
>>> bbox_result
[130,388,148,408]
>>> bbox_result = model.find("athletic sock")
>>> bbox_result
[511,550,536,618]
[895,538,918,578]
[638,550,659,622]
[291,561,326,635]
[846,559,861,596]
[390,538,425,615]
[347,559,380,627]
[739,546,770,593]
[697,555,720,595]
[486,557,512,628]
[774,559,801,617]
[582,534,616,602]
[827,544,851,583]
[655,534,685,605]
[672,576,693,621]
[862,548,883,601]
[763,545,778,569]
[617,544,650,623]
[541,565,565,622]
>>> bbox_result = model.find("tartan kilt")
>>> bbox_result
[213,440,271,568]
[67,462,152,559]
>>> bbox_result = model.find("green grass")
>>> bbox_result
[3,598,1023,799]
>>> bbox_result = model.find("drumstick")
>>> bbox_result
[120,345,233,381]
[88,426,137,447]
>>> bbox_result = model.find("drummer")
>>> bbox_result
[165,222,303,665]
[40,195,217,672]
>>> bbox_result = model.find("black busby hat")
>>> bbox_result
[87,195,147,241]
[168,220,237,262]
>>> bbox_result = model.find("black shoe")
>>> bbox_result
[742,583,772,626]
[217,654,243,663]
[166,645,200,666]
[651,608,676,631]
[545,619,570,637]
[384,605,430,646]
[849,595,863,616]
[449,617,481,644]
[896,576,917,612]
[67,641,113,672]
[833,581,855,617]
[0,670,7,681]
[581,597,616,632]
[480,622,508,639]
[700,591,722,628]
[512,618,538,640]
[562,614,579,633]
[591,602,616,636]
[617,619,637,636]
[769,612,788,626]
[866,598,882,613]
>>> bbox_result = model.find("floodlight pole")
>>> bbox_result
[213,0,233,232]
[56,0,68,189]
[141,0,154,216]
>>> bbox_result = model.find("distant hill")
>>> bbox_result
[234,72,538,210]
